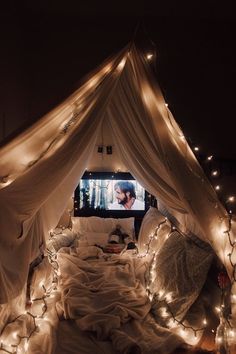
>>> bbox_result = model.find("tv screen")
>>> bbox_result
[79,178,145,211]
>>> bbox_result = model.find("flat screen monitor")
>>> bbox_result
[79,178,145,211]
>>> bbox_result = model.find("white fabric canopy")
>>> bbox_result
[0,44,234,304]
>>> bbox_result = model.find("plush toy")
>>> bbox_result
[108,224,136,249]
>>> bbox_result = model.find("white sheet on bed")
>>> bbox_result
[55,247,185,354]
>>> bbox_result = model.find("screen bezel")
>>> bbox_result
[74,171,153,219]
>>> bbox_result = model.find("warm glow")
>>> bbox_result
[160,307,169,318]
[117,57,126,72]
[179,328,187,337]
[194,146,199,151]
[212,170,219,177]
[165,292,173,302]
[167,318,176,328]
[216,336,223,344]
[228,196,235,203]
[101,62,112,75]
[215,185,220,191]
[86,76,100,90]
[231,294,236,301]
[24,342,29,351]
[0,176,13,187]
[146,53,153,60]
[207,155,213,160]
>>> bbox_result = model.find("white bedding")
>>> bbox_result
[55,246,185,354]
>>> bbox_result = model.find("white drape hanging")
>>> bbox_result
[0,47,128,303]
[0,43,234,305]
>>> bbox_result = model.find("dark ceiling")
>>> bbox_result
[0,1,236,162]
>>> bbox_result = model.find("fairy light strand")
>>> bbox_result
[0,238,61,354]
[138,217,209,338]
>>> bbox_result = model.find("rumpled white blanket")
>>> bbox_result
[56,247,184,354]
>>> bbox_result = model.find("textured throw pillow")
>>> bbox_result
[151,231,214,323]
[47,228,76,252]
[137,207,171,254]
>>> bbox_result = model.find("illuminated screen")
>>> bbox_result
[79,179,145,211]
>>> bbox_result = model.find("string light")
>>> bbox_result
[194,146,199,151]
[227,196,235,203]
[207,155,213,161]
[137,218,209,340]
[146,53,153,60]
[211,170,219,177]
[0,230,62,354]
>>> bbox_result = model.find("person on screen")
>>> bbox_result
[108,181,144,210]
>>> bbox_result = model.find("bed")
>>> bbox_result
[0,208,218,354]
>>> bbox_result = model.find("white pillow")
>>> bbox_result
[47,228,76,252]
[138,207,171,254]
[71,216,106,234]
[71,216,134,237]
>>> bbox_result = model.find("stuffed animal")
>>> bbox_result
[108,224,136,249]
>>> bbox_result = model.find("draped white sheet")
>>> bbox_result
[0,43,234,305]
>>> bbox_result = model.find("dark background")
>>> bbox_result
[0,0,235,206]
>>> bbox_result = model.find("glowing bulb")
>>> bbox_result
[231,294,236,301]
[165,103,168,107]
[203,318,207,325]
[215,185,220,191]
[160,307,168,318]
[12,331,18,339]
[165,292,173,302]
[194,146,199,151]
[179,328,187,337]
[216,336,223,344]
[168,318,176,328]
[207,155,213,160]
[228,196,235,203]
[212,170,219,177]
[24,342,29,350]
[146,53,153,60]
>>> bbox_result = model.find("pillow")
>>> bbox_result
[137,207,171,254]
[47,228,76,252]
[105,218,134,238]
[151,231,213,324]
[71,216,134,237]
